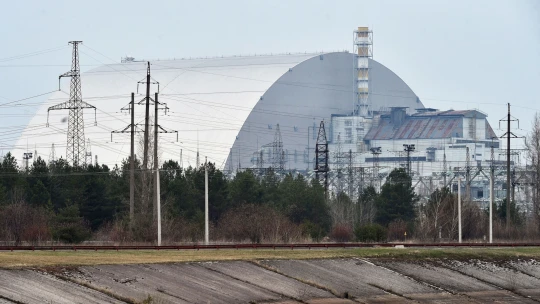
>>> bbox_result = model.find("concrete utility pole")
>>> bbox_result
[156,167,161,246]
[111,93,138,228]
[143,62,151,171]
[443,148,447,186]
[130,93,135,225]
[458,178,462,243]
[205,157,209,245]
[154,92,161,245]
[499,103,520,227]
[490,172,494,243]
[466,147,471,199]
[489,145,494,243]
[196,131,200,168]
[506,104,511,227]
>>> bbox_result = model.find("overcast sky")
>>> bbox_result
[1,0,539,154]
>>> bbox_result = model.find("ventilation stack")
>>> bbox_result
[353,27,373,117]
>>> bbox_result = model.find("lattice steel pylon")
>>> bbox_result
[85,138,92,166]
[315,121,329,199]
[333,134,345,194]
[47,41,96,168]
[48,143,56,165]
[272,124,285,172]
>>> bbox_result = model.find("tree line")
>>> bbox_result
[0,150,537,244]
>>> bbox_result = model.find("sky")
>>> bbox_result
[1,0,539,158]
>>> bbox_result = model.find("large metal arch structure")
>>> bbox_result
[14,52,422,170]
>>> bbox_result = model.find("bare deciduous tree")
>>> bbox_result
[525,113,540,231]
[356,186,377,227]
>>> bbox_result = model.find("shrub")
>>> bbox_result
[387,219,408,241]
[0,203,52,245]
[330,224,353,242]
[354,224,387,242]
[52,204,91,244]
[301,220,326,241]
[217,204,302,243]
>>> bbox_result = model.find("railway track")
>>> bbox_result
[1,242,540,251]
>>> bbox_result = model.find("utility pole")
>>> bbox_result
[130,93,135,226]
[196,131,200,168]
[466,147,471,200]
[156,164,162,246]
[490,145,494,243]
[347,149,353,199]
[499,103,520,227]
[205,157,209,245]
[507,104,510,227]
[140,62,153,172]
[143,90,177,244]
[153,92,159,219]
[47,41,97,168]
[149,91,176,244]
[153,92,160,243]
[113,72,176,240]
[136,62,177,244]
[111,93,139,227]
[458,177,462,243]
[443,148,447,187]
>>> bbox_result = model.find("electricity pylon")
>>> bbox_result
[315,121,329,200]
[47,41,96,168]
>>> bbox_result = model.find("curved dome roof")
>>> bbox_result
[14,52,422,169]
[227,52,423,171]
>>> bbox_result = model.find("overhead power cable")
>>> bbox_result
[0,46,67,63]
[0,90,58,108]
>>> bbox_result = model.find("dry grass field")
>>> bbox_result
[1,247,540,268]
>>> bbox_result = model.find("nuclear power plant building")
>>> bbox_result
[14,28,501,203]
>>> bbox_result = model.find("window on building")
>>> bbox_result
[477,189,484,198]
[345,120,352,126]
[345,128,352,139]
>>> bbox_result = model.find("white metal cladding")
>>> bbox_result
[226,52,423,172]
[14,52,423,170]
